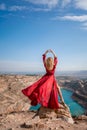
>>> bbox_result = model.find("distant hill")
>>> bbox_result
[0,70,87,78]
[56,70,87,78]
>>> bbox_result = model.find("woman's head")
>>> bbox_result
[45,57,54,70]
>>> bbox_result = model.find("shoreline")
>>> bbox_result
[60,87,87,114]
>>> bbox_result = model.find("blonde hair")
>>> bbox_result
[45,57,54,70]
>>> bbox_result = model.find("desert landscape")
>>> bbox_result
[0,74,87,130]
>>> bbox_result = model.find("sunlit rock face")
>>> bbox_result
[0,75,34,115]
[38,105,74,124]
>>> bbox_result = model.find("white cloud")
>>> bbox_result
[31,7,51,12]
[75,0,87,10]
[0,3,28,12]
[81,22,87,30]
[81,27,87,30]
[54,14,87,30]
[1,0,87,13]
[9,5,27,11]
[23,0,87,11]
[82,22,87,27]
[9,5,51,12]
[0,3,6,10]
[62,0,71,7]
[25,0,59,8]
[59,15,87,22]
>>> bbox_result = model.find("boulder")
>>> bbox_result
[38,105,74,124]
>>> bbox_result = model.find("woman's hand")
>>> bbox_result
[49,49,53,53]
[44,49,57,58]
[44,50,49,55]
[49,49,56,57]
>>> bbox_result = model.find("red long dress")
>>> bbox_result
[22,54,60,109]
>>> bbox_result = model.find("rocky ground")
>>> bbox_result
[0,75,87,130]
[0,110,87,130]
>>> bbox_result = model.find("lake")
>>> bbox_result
[29,89,85,116]
[61,89,85,116]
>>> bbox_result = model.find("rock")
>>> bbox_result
[62,116,74,124]
[38,107,57,119]
[38,105,74,124]
[20,122,33,128]
[75,115,87,120]
[8,128,12,130]
[60,125,64,129]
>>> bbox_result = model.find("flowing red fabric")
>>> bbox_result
[22,54,60,109]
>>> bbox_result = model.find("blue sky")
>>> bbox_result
[0,0,87,73]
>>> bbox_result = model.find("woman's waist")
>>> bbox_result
[45,72,54,76]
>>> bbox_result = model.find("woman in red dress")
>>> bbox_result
[22,49,65,109]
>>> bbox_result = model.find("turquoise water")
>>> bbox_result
[29,89,85,116]
[61,89,85,116]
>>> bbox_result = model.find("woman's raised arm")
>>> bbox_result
[49,49,57,57]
